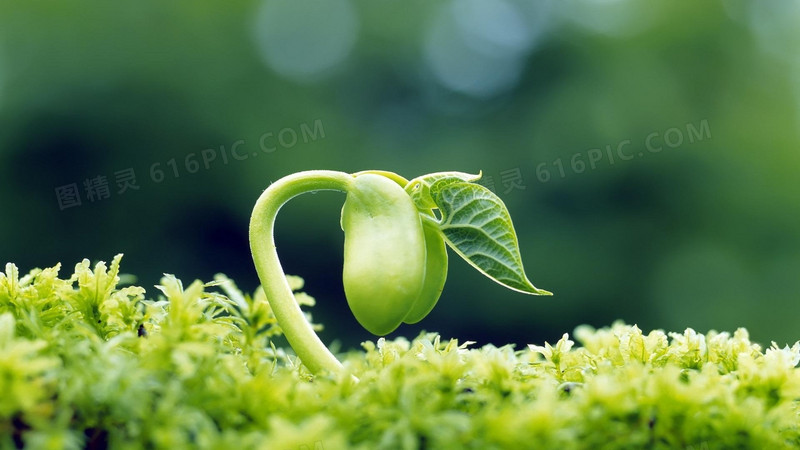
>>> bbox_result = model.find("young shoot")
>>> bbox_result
[249,170,551,375]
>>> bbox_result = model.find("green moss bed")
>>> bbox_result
[1,255,799,449]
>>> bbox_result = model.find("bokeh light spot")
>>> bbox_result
[747,0,800,62]
[252,0,359,82]
[424,0,547,98]
[455,0,535,55]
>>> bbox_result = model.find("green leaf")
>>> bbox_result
[405,171,482,211]
[429,178,552,296]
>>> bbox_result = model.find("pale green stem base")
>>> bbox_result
[249,170,354,375]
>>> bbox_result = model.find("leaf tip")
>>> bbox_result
[521,284,553,296]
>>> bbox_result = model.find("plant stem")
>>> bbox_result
[249,170,354,375]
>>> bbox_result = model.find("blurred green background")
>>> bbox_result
[1,0,799,351]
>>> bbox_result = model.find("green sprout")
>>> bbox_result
[249,170,552,375]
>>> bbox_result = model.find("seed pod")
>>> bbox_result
[341,174,426,335]
[402,218,448,324]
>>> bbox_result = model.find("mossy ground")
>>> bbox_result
[1,256,799,449]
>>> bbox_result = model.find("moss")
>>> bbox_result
[1,256,798,449]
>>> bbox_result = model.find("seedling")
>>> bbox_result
[249,170,552,374]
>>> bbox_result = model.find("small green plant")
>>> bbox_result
[249,170,552,375]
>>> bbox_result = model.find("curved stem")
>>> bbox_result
[249,170,355,375]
